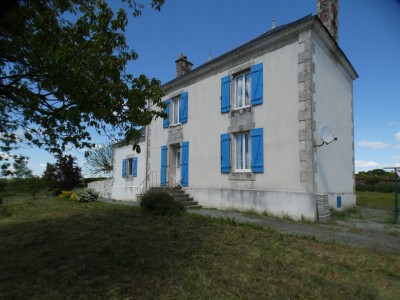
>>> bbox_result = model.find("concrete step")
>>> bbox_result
[177,197,194,202]
[186,205,202,210]
[180,200,198,207]
[174,194,190,199]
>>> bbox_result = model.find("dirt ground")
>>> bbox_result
[190,207,400,253]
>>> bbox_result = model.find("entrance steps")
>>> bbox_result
[146,186,202,210]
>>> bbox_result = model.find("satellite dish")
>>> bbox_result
[319,125,335,143]
[315,125,338,147]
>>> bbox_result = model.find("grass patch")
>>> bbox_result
[1,193,400,299]
[357,191,397,210]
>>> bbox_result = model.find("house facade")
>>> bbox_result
[103,1,358,220]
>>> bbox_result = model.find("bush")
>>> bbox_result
[140,191,185,216]
[75,188,99,202]
[356,182,395,193]
[59,190,77,201]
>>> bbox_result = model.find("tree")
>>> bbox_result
[43,154,83,193]
[0,154,33,178]
[0,0,165,170]
[84,143,114,175]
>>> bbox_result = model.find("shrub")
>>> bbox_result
[76,188,99,202]
[140,191,185,216]
[59,190,77,200]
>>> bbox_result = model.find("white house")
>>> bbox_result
[98,0,358,221]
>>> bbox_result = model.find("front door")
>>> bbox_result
[175,148,181,185]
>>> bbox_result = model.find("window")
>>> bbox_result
[163,92,188,128]
[234,132,251,172]
[220,128,263,174]
[220,63,263,114]
[172,97,180,125]
[128,158,133,176]
[123,157,137,178]
[235,72,251,109]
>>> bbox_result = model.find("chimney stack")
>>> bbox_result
[175,53,193,78]
[317,0,339,43]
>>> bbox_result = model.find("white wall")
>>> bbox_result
[112,142,146,201]
[313,36,356,209]
[88,179,113,199]
[147,40,316,218]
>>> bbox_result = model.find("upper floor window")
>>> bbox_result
[221,63,263,114]
[235,72,252,109]
[172,97,180,125]
[163,91,188,128]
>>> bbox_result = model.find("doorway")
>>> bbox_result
[169,143,181,187]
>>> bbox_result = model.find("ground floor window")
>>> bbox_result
[234,132,251,172]
[127,158,133,176]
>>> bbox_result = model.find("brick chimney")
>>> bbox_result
[317,0,339,43]
[175,53,193,77]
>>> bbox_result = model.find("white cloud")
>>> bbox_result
[396,132,400,142]
[357,140,390,149]
[39,163,47,168]
[355,160,381,168]
[394,145,400,149]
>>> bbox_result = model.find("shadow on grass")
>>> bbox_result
[0,205,210,299]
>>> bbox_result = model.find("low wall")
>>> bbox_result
[88,179,113,199]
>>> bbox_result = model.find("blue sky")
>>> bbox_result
[22,0,400,176]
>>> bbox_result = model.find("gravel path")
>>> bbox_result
[190,208,400,253]
[99,198,400,253]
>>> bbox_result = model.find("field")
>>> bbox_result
[356,191,397,210]
[0,191,399,299]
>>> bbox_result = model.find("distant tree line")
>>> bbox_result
[356,169,399,193]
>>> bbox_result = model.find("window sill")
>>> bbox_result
[229,172,255,181]
[231,106,251,117]
[169,123,182,131]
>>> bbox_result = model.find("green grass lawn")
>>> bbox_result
[1,193,400,299]
[357,191,397,210]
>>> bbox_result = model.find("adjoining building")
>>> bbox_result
[96,0,358,221]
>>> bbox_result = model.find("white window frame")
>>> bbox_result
[172,97,180,125]
[234,132,251,172]
[234,71,252,109]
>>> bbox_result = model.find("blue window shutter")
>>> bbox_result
[181,141,189,187]
[251,63,263,106]
[122,159,127,178]
[220,133,231,173]
[221,75,230,113]
[133,157,138,177]
[180,92,188,123]
[163,99,170,128]
[251,128,264,173]
[160,145,167,186]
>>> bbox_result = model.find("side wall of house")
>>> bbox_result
[148,38,318,220]
[112,142,146,201]
[313,35,356,209]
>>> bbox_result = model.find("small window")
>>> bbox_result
[172,97,180,125]
[234,132,251,172]
[235,72,251,109]
[127,158,133,176]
